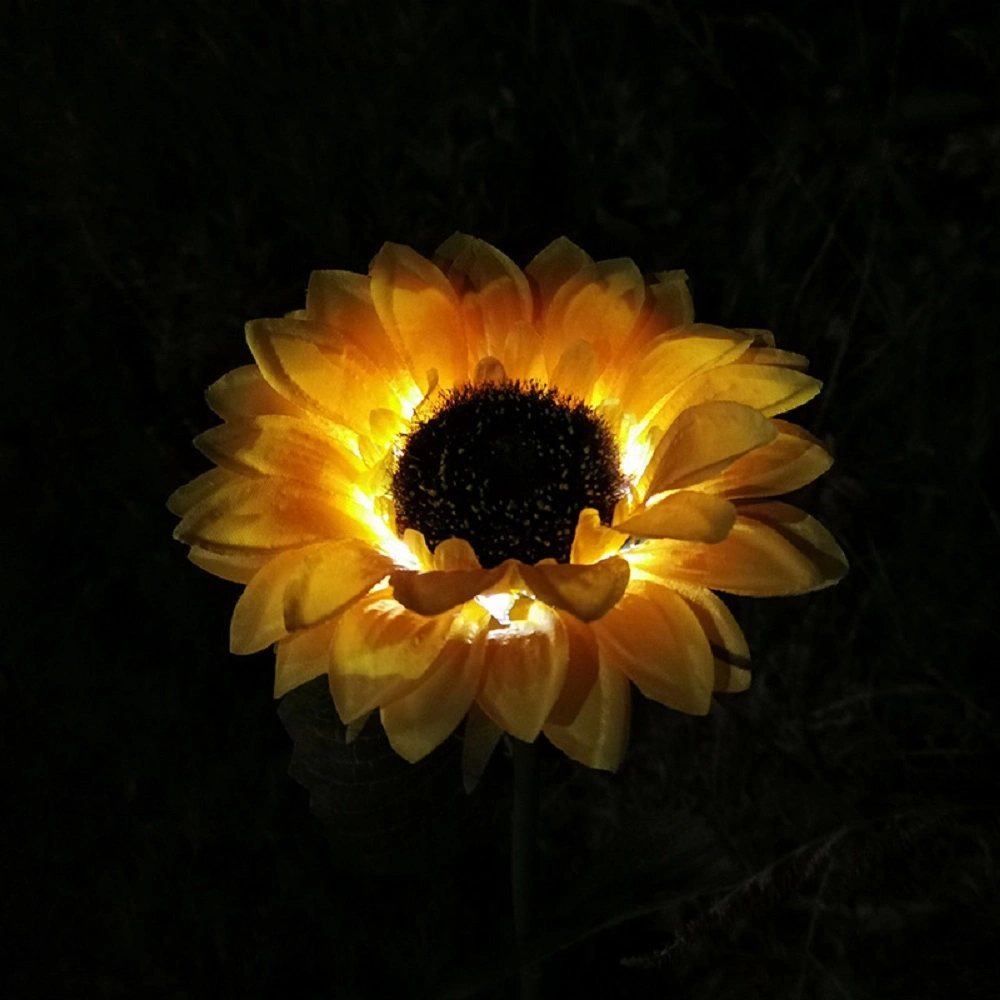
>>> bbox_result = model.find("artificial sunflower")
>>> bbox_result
[169,234,846,774]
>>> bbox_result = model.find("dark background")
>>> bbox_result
[5,0,999,997]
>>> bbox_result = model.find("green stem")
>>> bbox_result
[511,737,541,999]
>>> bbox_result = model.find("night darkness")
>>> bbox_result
[5,1,999,997]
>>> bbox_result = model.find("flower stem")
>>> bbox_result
[511,736,541,999]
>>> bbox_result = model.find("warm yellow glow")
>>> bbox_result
[475,592,517,624]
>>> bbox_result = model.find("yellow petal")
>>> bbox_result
[380,604,490,763]
[434,233,534,359]
[591,580,714,715]
[546,611,600,727]
[188,545,271,583]
[501,320,548,383]
[550,338,599,402]
[559,257,645,364]
[229,538,393,654]
[629,502,848,596]
[544,661,630,771]
[616,325,753,427]
[205,365,303,421]
[432,537,482,570]
[173,478,365,554]
[304,269,406,376]
[656,580,751,690]
[570,508,625,565]
[651,362,822,431]
[739,346,810,370]
[478,602,569,742]
[246,318,398,433]
[328,588,453,722]
[524,236,595,313]
[194,415,363,488]
[615,491,736,543]
[643,401,778,497]
[518,557,630,622]
[709,420,833,499]
[389,563,508,616]
[167,467,238,517]
[369,242,467,391]
[274,617,337,698]
[629,270,695,345]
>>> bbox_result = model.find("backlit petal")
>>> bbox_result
[206,365,303,421]
[389,563,509,616]
[519,556,630,622]
[544,661,630,771]
[550,338,599,401]
[229,538,392,654]
[478,602,569,741]
[709,420,833,499]
[188,545,271,583]
[369,242,466,391]
[328,588,453,722]
[643,401,778,497]
[592,580,714,715]
[166,467,237,517]
[380,603,490,763]
[525,236,595,315]
[570,508,626,565]
[615,491,736,543]
[629,502,848,595]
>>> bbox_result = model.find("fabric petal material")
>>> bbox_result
[173,477,365,554]
[194,415,363,489]
[616,325,753,427]
[379,604,491,763]
[570,508,625,565]
[650,362,821,432]
[273,617,337,698]
[591,580,715,715]
[188,545,272,584]
[229,538,393,654]
[545,611,600,727]
[166,467,238,518]
[550,338,599,402]
[478,602,569,742]
[206,365,303,421]
[389,563,509,617]
[615,491,736,543]
[518,557,630,623]
[739,346,809,370]
[525,237,595,315]
[643,401,778,497]
[246,318,398,434]
[500,320,547,383]
[434,233,534,360]
[369,242,466,392]
[327,588,453,723]
[629,502,848,596]
[708,420,833,499]
[544,662,630,771]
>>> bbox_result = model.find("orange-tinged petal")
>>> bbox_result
[434,233,534,359]
[518,556,630,623]
[630,270,695,344]
[501,320,547,383]
[328,588,453,722]
[629,502,848,596]
[380,604,491,763]
[167,467,238,517]
[273,617,337,698]
[550,338,599,402]
[478,602,569,742]
[651,362,822,431]
[188,545,271,583]
[432,537,482,570]
[571,508,625,565]
[657,580,751,684]
[615,491,736,543]
[559,257,645,363]
[709,420,833,499]
[304,269,406,376]
[194,415,363,488]
[229,538,392,654]
[616,325,753,426]
[591,581,714,715]
[525,236,595,315]
[473,356,508,386]
[546,611,600,726]
[205,365,303,421]
[544,662,630,771]
[389,563,508,616]
[173,477,366,554]
[369,242,466,391]
[643,401,778,497]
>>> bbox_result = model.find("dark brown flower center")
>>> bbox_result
[391,380,626,568]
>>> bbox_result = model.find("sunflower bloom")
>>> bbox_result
[170,234,847,773]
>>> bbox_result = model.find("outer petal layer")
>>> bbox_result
[518,557,631,622]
